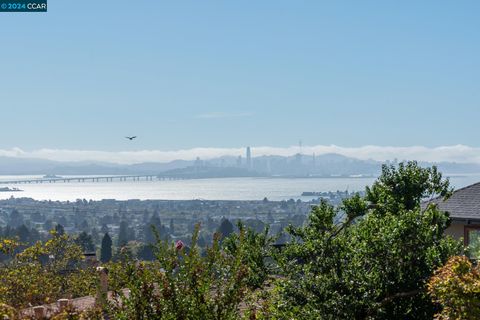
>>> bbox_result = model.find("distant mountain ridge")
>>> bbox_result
[0,154,479,177]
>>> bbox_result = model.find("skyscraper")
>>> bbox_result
[236,155,242,167]
[246,146,252,170]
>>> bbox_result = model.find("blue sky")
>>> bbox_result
[1,1,479,156]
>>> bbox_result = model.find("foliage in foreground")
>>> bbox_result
[104,224,271,320]
[0,162,466,320]
[0,224,273,319]
[428,255,480,320]
[0,232,98,309]
[266,161,461,319]
[223,222,275,289]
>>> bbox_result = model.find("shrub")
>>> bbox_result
[0,231,97,309]
[428,255,480,320]
[223,222,275,289]
[105,224,257,319]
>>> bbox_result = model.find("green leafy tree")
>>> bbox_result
[100,233,112,263]
[16,224,30,243]
[55,224,65,236]
[269,161,461,319]
[0,231,97,308]
[75,231,95,252]
[365,161,451,214]
[106,224,253,320]
[144,213,166,244]
[223,222,275,289]
[8,209,23,228]
[217,217,234,239]
[137,244,155,261]
[117,220,128,247]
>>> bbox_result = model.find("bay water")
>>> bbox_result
[0,174,478,201]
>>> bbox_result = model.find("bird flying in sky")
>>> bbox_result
[125,136,137,140]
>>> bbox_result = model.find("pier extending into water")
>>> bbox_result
[0,175,185,185]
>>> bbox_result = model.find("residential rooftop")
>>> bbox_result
[429,182,480,221]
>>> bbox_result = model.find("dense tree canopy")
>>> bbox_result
[217,218,234,239]
[75,231,95,252]
[270,161,461,319]
[100,233,112,263]
[0,231,97,309]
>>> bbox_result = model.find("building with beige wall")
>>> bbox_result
[429,182,480,257]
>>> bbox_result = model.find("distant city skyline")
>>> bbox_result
[1,144,480,165]
[1,2,480,151]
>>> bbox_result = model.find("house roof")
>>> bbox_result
[428,182,480,220]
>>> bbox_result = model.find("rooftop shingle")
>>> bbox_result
[428,182,480,220]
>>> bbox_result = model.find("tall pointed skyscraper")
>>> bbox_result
[246,146,252,170]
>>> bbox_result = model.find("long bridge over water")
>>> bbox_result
[0,175,185,185]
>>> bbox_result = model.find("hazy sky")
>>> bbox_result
[1,1,479,154]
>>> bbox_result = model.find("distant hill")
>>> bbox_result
[0,154,479,178]
[0,157,193,175]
